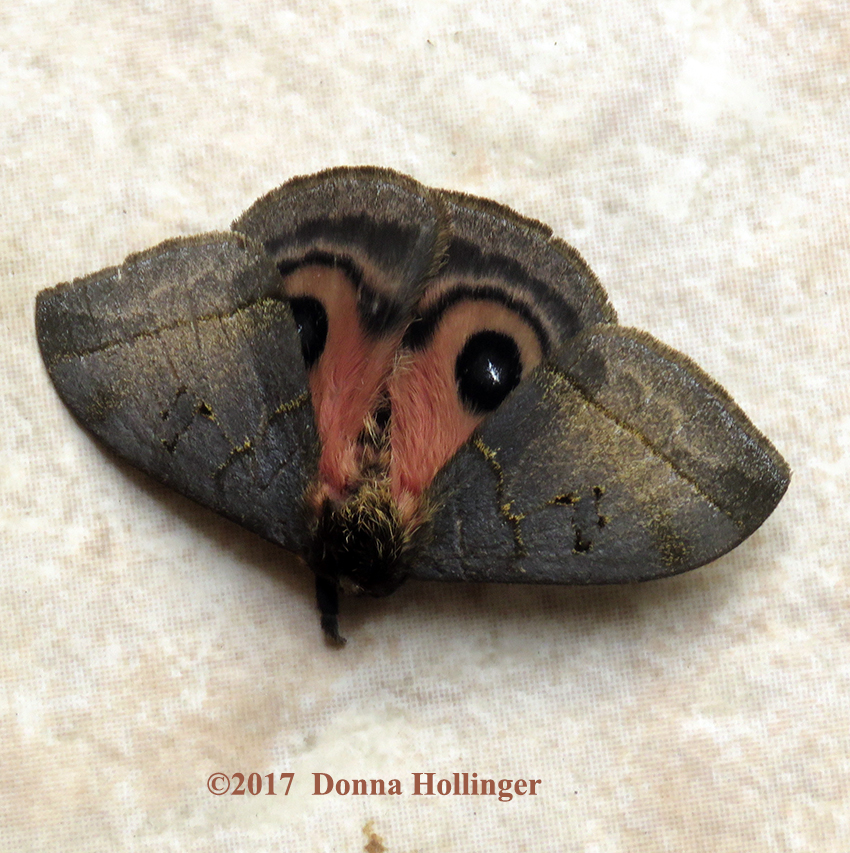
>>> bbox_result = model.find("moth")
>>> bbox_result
[36,166,790,643]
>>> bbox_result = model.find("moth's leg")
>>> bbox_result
[315,575,346,646]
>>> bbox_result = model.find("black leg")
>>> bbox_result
[315,575,346,646]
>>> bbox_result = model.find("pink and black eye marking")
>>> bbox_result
[35,166,790,644]
[402,286,544,416]
[277,250,408,337]
[402,284,552,355]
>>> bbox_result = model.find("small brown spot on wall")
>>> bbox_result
[362,820,386,853]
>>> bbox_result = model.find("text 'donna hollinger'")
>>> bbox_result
[206,771,541,802]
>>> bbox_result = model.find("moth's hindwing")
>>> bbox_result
[416,325,790,583]
[35,233,318,554]
[233,166,448,334]
[387,189,620,504]
[432,190,617,337]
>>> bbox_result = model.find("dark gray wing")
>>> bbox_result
[35,233,318,555]
[233,167,448,335]
[415,325,790,583]
[415,190,616,350]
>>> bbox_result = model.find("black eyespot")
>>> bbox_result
[455,330,523,414]
[288,296,328,368]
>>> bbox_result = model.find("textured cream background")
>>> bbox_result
[1,1,848,850]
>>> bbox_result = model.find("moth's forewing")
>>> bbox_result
[35,233,318,554]
[416,325,790,583]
